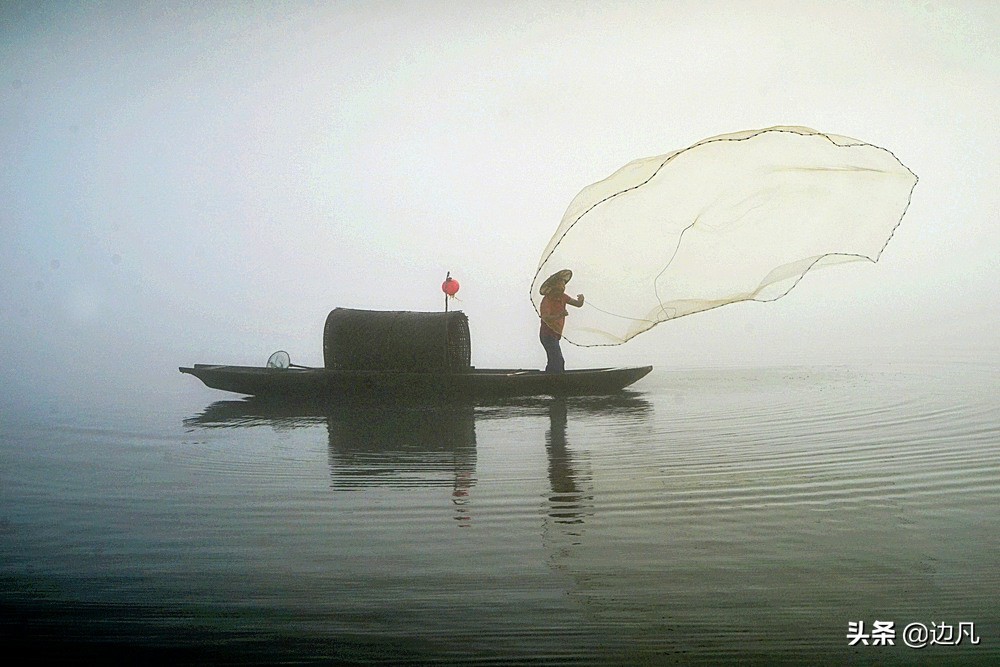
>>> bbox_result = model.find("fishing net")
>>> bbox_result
[531,126,918,346]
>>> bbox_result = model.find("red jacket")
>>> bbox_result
[539,292,571,338]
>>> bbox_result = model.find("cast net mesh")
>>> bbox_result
[530,126,918,346]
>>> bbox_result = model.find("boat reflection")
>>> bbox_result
[187,391,651,427]
[473,391,652,421]
[186,398,477,520]
[185,392,650,532]
[324,402,477,497]
[184,397,336,429]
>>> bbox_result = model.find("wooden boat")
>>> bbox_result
[180,308,651,399]
[179,364,652,399]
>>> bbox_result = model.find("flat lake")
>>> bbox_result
[2,360,997,664]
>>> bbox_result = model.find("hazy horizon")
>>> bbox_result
[3,0,997,404]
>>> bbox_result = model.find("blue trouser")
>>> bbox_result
[540,333,565,373]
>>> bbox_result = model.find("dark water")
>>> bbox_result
[2,362,998,664]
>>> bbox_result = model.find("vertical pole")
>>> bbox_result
[443,272,450,369]
[444,271,450,312]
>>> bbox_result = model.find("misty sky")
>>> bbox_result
[2,0,997,403]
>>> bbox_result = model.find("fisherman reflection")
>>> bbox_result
[545,399,591,525]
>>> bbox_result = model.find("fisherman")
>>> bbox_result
[538,269,584,373]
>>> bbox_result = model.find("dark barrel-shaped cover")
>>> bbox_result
[323,308,472,372]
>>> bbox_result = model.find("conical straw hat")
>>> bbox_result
[539,269,573,295]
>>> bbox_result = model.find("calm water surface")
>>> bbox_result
[2,361,998,664]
